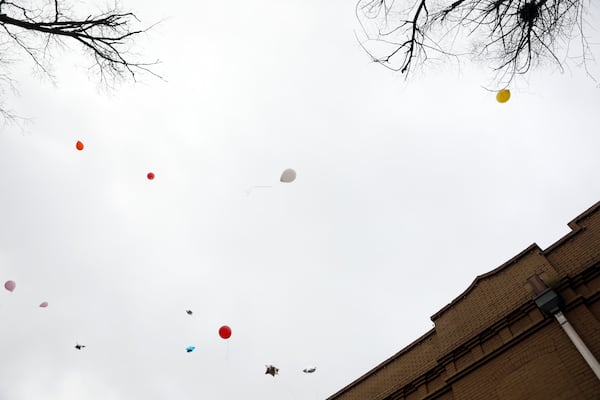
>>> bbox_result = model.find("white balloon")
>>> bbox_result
[280,169,296,183]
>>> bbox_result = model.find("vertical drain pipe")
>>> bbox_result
[553,310,600,380]
[531,281,600,382]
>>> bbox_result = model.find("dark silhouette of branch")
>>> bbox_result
[356,0,592,84]
[0,0,161,124]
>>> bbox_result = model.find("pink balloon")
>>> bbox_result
[4,280,15,292]
[39,301,48,308]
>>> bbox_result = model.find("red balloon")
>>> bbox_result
[4,280,15,292]
[219,325,232,339]
[76,141,84,151]
[147,172,155,180]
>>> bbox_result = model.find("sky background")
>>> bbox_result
[1,1,599,399]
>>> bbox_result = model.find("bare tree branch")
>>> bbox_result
[0,0,161,123]
[355,0,594,84]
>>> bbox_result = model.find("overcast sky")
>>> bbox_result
[1,1,599,399]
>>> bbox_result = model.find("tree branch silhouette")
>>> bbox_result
[356,0,593,84]
[0,0,161,124]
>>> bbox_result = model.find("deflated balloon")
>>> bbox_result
[265,365,279,376]
[280,169,296,183]
[4,280,15,292]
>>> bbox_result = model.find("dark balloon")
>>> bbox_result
[265,365,279,376]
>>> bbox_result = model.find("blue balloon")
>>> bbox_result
[185,346,195,353]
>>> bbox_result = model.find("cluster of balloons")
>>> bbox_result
[75,140,296,187]
[75,140,156,181]
[184,316,232,353]
[4,280,48,308]
[265,364,317,376]
[68,141,307,375]
[181,318,316,376]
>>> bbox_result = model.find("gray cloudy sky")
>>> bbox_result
[1,1,599,399]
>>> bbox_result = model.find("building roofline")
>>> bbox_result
[430,243,540,321]
[431,200,600,321]
[543,200,600,254]
[325,328,436,400]
[326,200,600,400]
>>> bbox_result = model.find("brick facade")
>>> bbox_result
[327,201,600,400]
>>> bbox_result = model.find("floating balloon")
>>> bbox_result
[75,344,86,350]
[76,141,84,151]
[280,169,296,183]
[185,346,196,353]
[219,325,232,339]
[186,310,193,315]
[4,280,15,292]
[39,301,48,308]
[265,365,279,376]
[496,89,511,103]
[147,172,155,180]
[303,367,316,373]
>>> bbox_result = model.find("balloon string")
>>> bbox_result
[245,186,273,196]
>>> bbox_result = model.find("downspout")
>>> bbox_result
[553,310,600,380]
[532,284,600,382]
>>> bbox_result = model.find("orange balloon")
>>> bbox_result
[76,141,84,151]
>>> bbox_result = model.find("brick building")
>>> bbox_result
[327,201,600,400]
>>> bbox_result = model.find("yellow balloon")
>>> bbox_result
[496,89,511,103]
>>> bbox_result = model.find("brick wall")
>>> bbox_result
[328,201,600,400]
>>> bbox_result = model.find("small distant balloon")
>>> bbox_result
[219,325,232,339]
[265,365,279,376]
[75,344,86,350]
[4,280,15,292]
[147,172,155,180]
[76,141,84,151]
[186,310,193,315]
[39,301,48,308]
[185,346,195,353]
[280,169,296,183]
[496,89,511,103]
[303,367,316,373]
